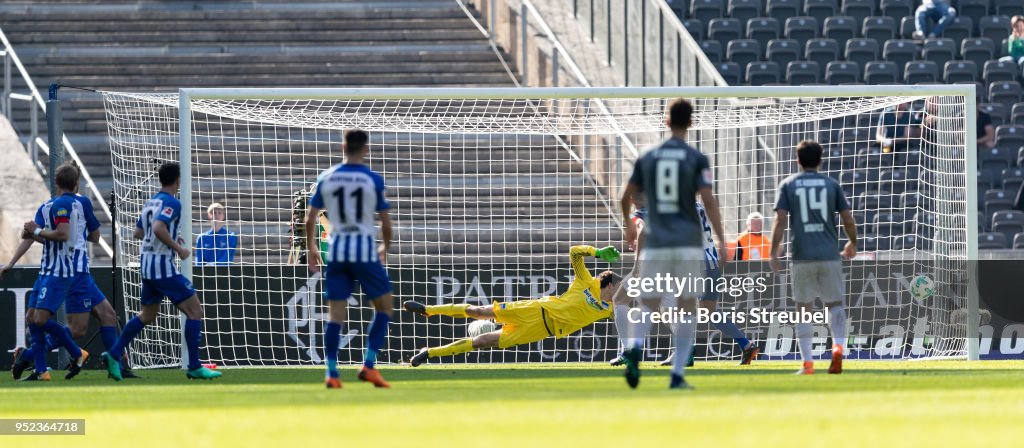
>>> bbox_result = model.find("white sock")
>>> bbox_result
[828,304,848,350]
[670,318,696,376]
[796,322,814,362]
[613,304,639,352]
[629,305,654,349]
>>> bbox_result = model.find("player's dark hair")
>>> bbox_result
[344,129,369,155]
[796,140,823,169]
[667,98,694,130]
[598,270,620,290]
[158,162,181,186]
[55,163,80,191]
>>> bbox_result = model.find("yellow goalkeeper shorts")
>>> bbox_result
[492,300,554,349]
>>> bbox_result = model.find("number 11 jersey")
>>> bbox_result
[309,163,389,263]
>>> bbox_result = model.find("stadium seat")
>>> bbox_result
[984,60,1020,85]
[806,39,841,76]
[691,0,726,24]
[873,211,908,236]
[978,170,997,196]
[785,16,820,42]
[1003,167,1024,194]
[746,61,781,85]
[942,17,973,44]
[1014,232,1024,249]
[905,61,939,84]
[824,16,857,45]
[981,103,1008,127]
[767,0,801,23]
[842,0,875,28]
[865,61,900,83]
[717,62,743,84]
[1012,103,1024,126]
[825,60,860,84]
[787,61,821,84]
[845,38,880,69]
[957,0,991,24]
[883,40,920,72]
[767,39,802,67]
[804,0,838,24]
[944,61,978,83]
[899,16,916,40]
[994,0,1024,17]
[747,18,782,47]
[728,39,762,78]
[666,0,690,18]
[728,0,763,26]
[879,0,912,19]
[863,16,897,42]
[996,125,1024,152]
[892,234,920,250]
[980,148,1014,180]
[900,191,920,209]
[683,19,705,41]
[879,168,909,195]
[985,197,1014,218]
[991,82,1024,110]
[701,40,724,63]
[984,189,1012,205]
[709,18,743,48]
[978,232,1009,249]
[922,38,957,69]
[992,211,1024,243]
[980,16,1011,43]
[961,39,997,73]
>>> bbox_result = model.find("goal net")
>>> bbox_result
[102,87,977,368]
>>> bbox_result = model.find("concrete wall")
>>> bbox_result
[0,116,47,265]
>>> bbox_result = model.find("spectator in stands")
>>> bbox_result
[912,0,956,40]
[733,212,771,260]
[876,102,921,153]
[195,202,239,265]
[977,104,995,150]
[1001,16,1024,75]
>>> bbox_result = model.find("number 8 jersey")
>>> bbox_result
[773,171,850,261]
[627,137,713,249]
[309,163,389,263]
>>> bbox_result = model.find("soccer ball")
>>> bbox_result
[909,275,936,302]
[467,320,497,337]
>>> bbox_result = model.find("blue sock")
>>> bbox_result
[109,317,146,360]
[100,326,118,353]
[42,319,81,359]
[713,320,751,350]
[29,324,48,374]
[184,319,202,371]
[364,312,390,369]
[324,321,342,378]
[22,332,60,360]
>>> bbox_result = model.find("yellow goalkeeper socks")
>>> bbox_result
[427,338,475,358]
[425,303,470,318]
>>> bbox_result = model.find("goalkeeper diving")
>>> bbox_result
[404,245,621,366]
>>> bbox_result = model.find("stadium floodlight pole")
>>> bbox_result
[178,90,193,369]
[964,88,980,362]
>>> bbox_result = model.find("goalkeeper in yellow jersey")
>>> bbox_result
[404,245,621,366]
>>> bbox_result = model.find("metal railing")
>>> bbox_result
[0,28,113,258]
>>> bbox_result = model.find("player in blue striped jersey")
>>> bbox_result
[7,165,90,381]
[103,163,221,381]
[307,130,394,389]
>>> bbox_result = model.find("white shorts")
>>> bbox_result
[791,260,845,304]
[637,247,706,303]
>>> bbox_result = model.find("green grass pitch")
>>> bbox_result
[2,360,1022,446]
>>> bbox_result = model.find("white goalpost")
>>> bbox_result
[102,85,979,368]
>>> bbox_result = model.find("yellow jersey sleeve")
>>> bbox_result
[569,245,596,285]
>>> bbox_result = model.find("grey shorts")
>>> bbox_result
[637,247,706,303]
[791,260,845,304]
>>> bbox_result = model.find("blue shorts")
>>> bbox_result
[66,272,107,314]
[141,274,196,306]
[702,268,722,302]
[324,261,392,301]
[28,275,74,313]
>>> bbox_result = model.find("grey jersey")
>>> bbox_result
[774,171,850,261]
[628,137,713,248]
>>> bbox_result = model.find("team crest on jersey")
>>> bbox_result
[583,289,608,311]
[702,168,714,184]
[56,208,68,216]
[161,206,174,218]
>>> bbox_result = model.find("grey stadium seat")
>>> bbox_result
[957,0,991,22]
[767,39,802,67]
[767,0,801,24]
[981,103,1008,127]
[729,0,764,26]
[683,19,705,41]
[747,18,782,47]
[961,38,996,73]
[863,16,897,42]
[990,82,1024,109]
[1014,232,1024,249]
[986,197,1014,218]
[980,147,1015,178]
[806,39,840,77]
[994,0,1024,17]
[996,125,1024,152]
[824,16,857,45]
[691,0,726,25]
[841,0,875,27]
[883,40,920,72]
[804,0,838,24]
[880,0,913,20]
[746,62,781,85]
[979,232,1009,249]
[905,61,939,84]
[727,39,762,77]
[1013,103,1024,126]
[785,16,820,42]
[787,61,822,84]
[944,61,978,83]
[865,61,900,84]
[1002,167,1024,194]
[992,211,1024,243]
[980,16,1011,43]
[984,60,1020,85]
[709,18,743,48]
[717,62,743,84]
[701,40,724,63]
[845,38,880,69]
[826,61,860,84]
[922,38,957,69]
[942,16,973,44]
[899,16,917,40]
